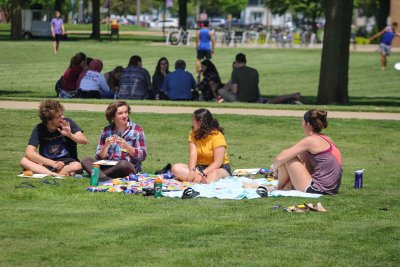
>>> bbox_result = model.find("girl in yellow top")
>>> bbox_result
[172,108,231,184]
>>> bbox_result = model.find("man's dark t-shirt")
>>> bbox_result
[231,65,260,102]
[28,118,82,160]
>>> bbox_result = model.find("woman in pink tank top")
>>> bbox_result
[271,109,343,195]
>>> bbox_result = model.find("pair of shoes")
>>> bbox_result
[305,202,327,212]
[155,163,171,175]
[182,187,200,199]
[285,204,309,212]
[285,202,327,212]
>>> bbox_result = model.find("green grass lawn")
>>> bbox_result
[0,109,399,266]
[0,39,400,111]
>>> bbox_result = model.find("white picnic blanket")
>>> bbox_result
[162,176,322,200]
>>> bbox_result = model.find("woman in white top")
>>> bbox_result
[76,59,110,98]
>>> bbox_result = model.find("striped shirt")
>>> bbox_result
[95,120,147,170]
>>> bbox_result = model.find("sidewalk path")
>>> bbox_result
[1,101,399,121]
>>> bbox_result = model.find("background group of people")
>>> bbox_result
[21,99,342,195]
[55,51,302,104]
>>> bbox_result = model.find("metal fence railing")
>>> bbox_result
[164,28,319,48]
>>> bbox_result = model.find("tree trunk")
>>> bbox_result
[136,0,141,25]
[55,0,64,12]
[376,0,390,30]
[10,0,22,40]
[178,0,187,29]
[91,0,100,40]
[317,0,353,104]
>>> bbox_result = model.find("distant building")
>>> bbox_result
[241,0,290,27]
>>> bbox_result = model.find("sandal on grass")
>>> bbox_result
[256,186,269,198]
[285,204,309,212]
[15,182,36,189]
[305,202,327,212]
[41,179,58,186]
[182,187,200,199]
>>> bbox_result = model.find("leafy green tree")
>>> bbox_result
[265,0,326,34]
[219,0,247,18]
[110,0,162,16]
[0,0,12,22]
[355,0,390,31]
[317,0,353,104]
[198,0,246,18]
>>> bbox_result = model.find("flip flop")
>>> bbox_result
[41,179,58,186]
[305,202,327,212]
[182,187,200,199]
[15,182,36,189]
[256,186,269,198]
[285,204,309,212]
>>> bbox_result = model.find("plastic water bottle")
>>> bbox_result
[354,169,364,189]
[90,164,100,186]
[115,144,122,159]
[154,177,163,198]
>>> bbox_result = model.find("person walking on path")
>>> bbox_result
[196,20,215,76]
[50,10,65,54]
[369,22,400,71]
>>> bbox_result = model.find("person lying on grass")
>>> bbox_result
[271,109,343,195]
[20,99,88,176]
[81,101,147,180]
[172,108,232,184]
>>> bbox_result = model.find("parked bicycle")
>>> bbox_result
[169,28,189,45]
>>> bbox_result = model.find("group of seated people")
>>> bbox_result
[55,52,302,104]
[56,52,123,99]
[20,99,343,195]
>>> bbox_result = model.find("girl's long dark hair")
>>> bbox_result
[201,59,219,76]
[193,108,224,140]
[154,57,169,75]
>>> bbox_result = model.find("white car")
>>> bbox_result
[210,18,226,28]
[151,18,179,28]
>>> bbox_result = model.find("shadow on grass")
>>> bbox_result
[0,33,164,42]
[0,90,35,96]
[266,95,400,106]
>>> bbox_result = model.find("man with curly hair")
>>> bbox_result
[20,99,88,176]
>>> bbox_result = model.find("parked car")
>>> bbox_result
[148,18,159,28]
[150,18,179,28]
[118,18,129,25]
[224,19,245,29]
[210,18,226,28]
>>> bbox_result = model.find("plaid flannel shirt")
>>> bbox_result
[95,120,147,170]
